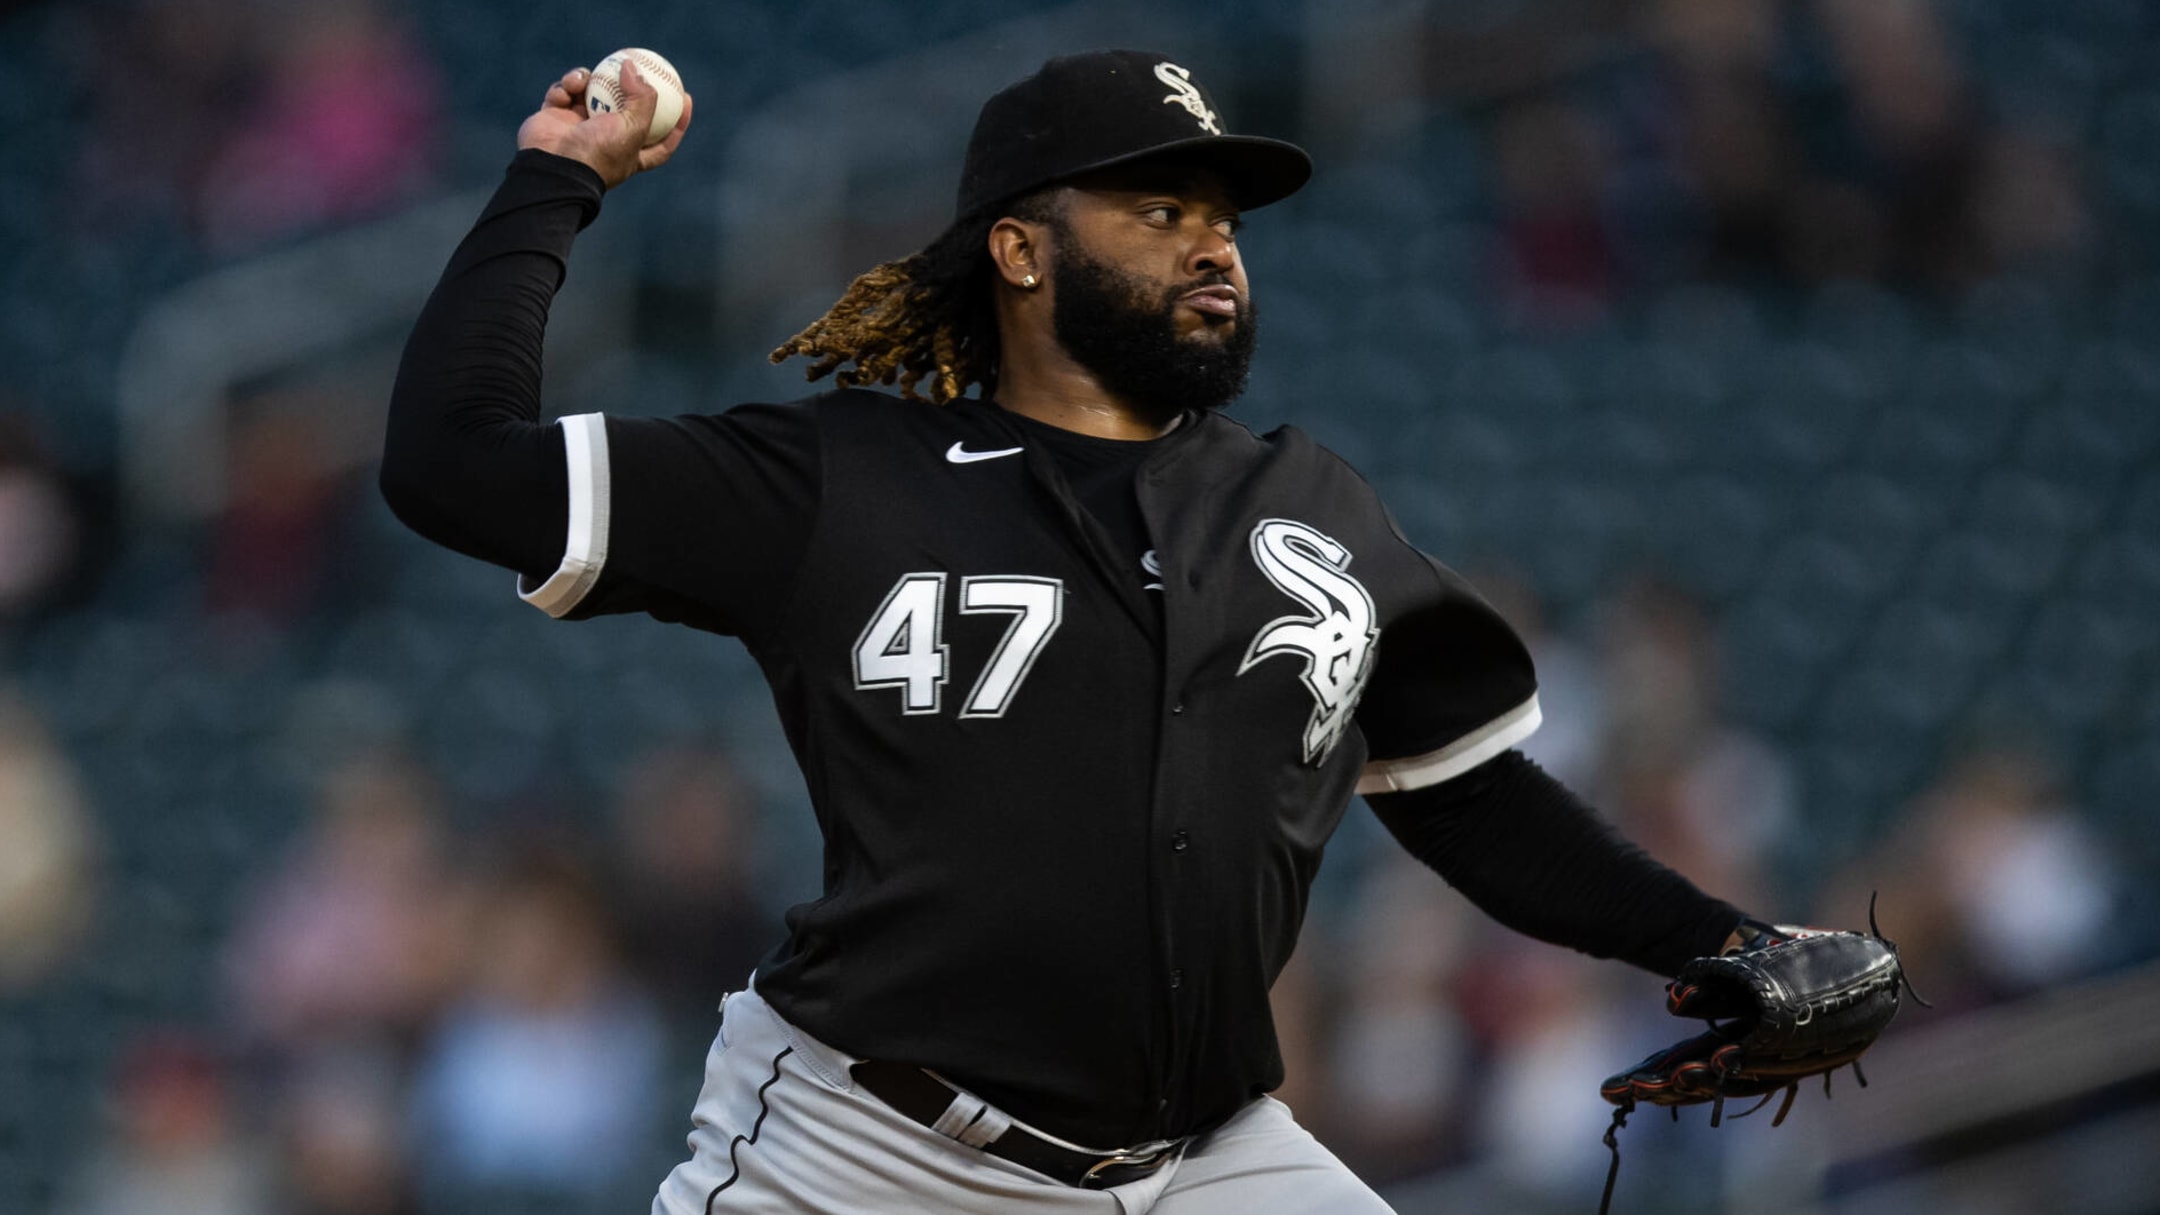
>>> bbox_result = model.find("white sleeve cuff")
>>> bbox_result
[517,413,611,618]
[1356,693,1542,795]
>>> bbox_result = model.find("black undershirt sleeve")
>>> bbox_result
[383,149,827,636]
[1366,750,1743,977]
[380,149,607,580]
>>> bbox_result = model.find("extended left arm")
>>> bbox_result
[1367,749,1744,976]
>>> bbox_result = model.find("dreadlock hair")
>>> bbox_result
[769,189,1061,405]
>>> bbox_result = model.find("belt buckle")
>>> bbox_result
[1078,1139,1183,1190]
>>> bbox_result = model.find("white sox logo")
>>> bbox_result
[1154,62,1222,135]
[1238,519,1378,764]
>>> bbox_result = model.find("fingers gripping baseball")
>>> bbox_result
[517,61,692,189]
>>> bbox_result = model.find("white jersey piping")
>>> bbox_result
[517,412,611,618]
[1355,693,1542,795]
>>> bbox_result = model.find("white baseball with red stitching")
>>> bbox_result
[587,48,686,147]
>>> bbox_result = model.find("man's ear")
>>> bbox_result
[988,217,1046,290]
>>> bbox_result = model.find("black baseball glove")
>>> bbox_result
[1593,898,1920,1214]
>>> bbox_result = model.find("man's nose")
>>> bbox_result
[1190,231,1236,275]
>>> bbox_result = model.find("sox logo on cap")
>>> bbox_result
[952,49,1311,217]
[1154,62,1221,135]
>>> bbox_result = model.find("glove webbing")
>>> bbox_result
[1596,1049,1739,1215]
[1596,895,1923,1215]
[1596,1058,1871,1215]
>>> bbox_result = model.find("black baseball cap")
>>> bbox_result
[955,49,1313,220]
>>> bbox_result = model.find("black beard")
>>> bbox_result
[1047,235,1257,420]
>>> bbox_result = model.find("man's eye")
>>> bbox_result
[1143,205,1179,225]
[1214,216,1243,238]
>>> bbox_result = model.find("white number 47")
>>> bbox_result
[851,573,1063,718]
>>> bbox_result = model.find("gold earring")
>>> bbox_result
[1022,273,1038,288]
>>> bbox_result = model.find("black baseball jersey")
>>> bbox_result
[515,387,1539,1145]
[380,150,1563,1150]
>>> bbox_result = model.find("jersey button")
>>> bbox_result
[1170,702,1185,715]
[1171,831,1190,852]
[1169,969,1184,990]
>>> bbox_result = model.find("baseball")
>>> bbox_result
[587,48,686,147]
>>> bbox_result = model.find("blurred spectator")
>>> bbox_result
[1803,0,1979,286]
[1808,0,2091,287]
[1595,579,1789,914]
[1608,0,2085,294]
[1934,750,2117,990]
[608,744,775,1015]
[221,748,463,1053]
[1325,851,1477,1181]
[1634,0,1817,283]
[407,845,663,1209]
[49,1031,276,1215]
[72,0,255,236]
[1475,569,1604,791]
[1459,942,1635,1205]
[1964,128,2088,275]
[73,0,442,251]
[0,686,96,992]
[1821,744,2120,1015]
[204,397,366,633]
[0,412,87,627]
[1489,96,1621,327]
[275,1044,417,1215]
[197,0,444,252]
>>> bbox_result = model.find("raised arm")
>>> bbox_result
[379,63,693,577]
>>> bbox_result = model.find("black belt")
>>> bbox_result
[850,1059,1186,1189]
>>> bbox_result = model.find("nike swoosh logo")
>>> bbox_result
[946,442,1024,464]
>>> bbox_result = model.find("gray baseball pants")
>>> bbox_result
[652,984,1394,1215]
